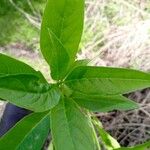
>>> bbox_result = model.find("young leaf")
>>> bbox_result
[40,0,84,80]
[72,59,90,69]
[99,128,120,150]
[64,59,90,80]
[42,29,70,80]
[65,66,150,95]
[0,74,61,112]
[71,59,90,71]
[72,92,138,112]
[50,98,99,150]
[92,117,120,150]
[48,142,54,150]
[114,140,150,150]
[0,112,50,150]
[0,53,46,82]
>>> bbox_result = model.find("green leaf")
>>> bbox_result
[72,59,90,68]
[99,128,120,150]
[114,140,150,150]
[40,0,84,80]
[0,53,46,82]
[92,117,120,150]
[50,98,99,150]
[0,112,50,150]
[70,59,90,72]
[72,92,138,112]
[65,66,150,95]
[64,59,90,80]
[42,28,70,80]
[0,74,61,112]
[48,142,54,150]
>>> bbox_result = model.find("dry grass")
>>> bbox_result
[79,0,150,72]
[95,89,150,147]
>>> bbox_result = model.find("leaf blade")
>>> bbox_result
[65,66,150,95]
[92,117,120,150]
[50,98,99,150]
[40,0,84,80]
[0,112,50,150]
[72,92,138,112]
[0,74,61,112]
[0,53,46,82]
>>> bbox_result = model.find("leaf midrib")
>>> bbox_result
[65,77,150,84]
[59,0,67,41]
[61,99,77,150]
[64,77,150,96]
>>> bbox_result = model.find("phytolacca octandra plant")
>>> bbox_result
[0,0,150,149]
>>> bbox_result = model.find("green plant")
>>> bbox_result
[0,0,150,149]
